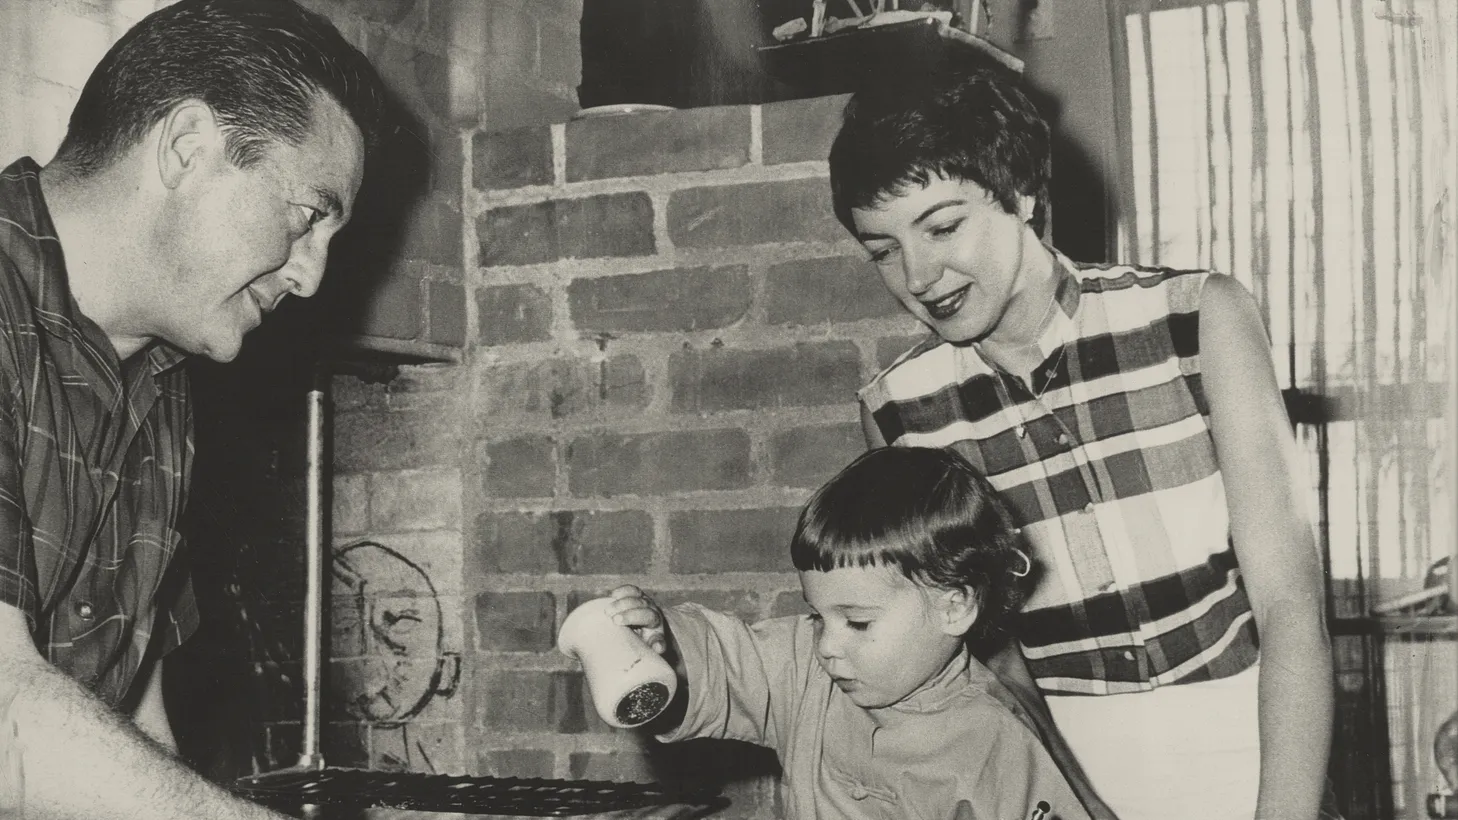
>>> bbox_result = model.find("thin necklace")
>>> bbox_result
[982,291,1067,439]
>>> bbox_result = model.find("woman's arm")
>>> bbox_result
[1200,273,1334,820]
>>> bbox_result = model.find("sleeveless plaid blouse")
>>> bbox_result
[859,252,1259,696]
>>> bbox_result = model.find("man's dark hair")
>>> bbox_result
[829,59,1052,237]
[791,446,1031,645]
[51,0,390,176]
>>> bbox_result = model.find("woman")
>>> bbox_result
[827,59,1334,820]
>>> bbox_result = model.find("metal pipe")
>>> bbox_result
[297,377,327,771]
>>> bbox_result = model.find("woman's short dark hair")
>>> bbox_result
[829,59,1052,238]
[791,446,1030,645]
[51,0,390,176]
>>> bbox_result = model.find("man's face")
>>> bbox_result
[851,174,1035,345]
[157,95,364,362]
[800,565,965,710]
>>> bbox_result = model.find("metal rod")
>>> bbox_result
[297,378,327,771]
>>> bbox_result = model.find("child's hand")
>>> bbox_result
[606,584,668,655]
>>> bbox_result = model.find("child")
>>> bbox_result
[600,446,1092,820]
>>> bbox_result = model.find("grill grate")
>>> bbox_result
[233,767,725,816]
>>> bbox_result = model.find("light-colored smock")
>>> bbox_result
[660,603,1092,820]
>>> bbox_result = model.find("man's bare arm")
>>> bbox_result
[0,603,285,820]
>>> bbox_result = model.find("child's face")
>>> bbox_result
[800,564,968,710]
[850,174,1036,345]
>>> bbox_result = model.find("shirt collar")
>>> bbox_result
[1034,248,1082,361]
[1,157,187,378]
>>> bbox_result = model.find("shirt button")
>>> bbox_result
[1083,502,1095,514]
[1122,650,1136,661]
[1056,432,1070,445]
[75,601,95,620]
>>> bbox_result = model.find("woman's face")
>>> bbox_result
[850,174,1039,345]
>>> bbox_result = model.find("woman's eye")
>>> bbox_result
[929,219,963,237]
[847,620,870,632]
[867,246,897,264]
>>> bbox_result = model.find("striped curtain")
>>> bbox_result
[1107,2,1457,817]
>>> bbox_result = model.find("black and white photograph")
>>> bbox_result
[0,1,1453,818]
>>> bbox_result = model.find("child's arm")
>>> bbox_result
[603,585,807,750]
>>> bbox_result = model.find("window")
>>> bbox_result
[1110,2,1456,817]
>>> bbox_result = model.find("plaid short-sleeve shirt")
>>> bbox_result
[0,158,198,708]
[859,251,1259,696]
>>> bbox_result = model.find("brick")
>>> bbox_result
[473,126,553,191]
[566,106,750,181]
[476,670,587,732]
[770,590,812,618]
[653,589,780,626]
[371,723,462,774]
[388,364,464,396]
[397,198,462,266]
[333,473,371,534]
[370,468,462,531]
[477,748,555,778]
[476,283,553,346]
[475,591,556,651]
[769,423,865,488]
[366,32,454,123]
[568,266,751,334]
[566,429,751,496]
[335,530,465,596]
[479,192,654,267]
[536,15,582,86]
[425,280,467,346]
[669,508,801,573]
[331,597,368,657]
[479,71,581,132]
[484,3,539,74]
[470,509,653,575]
[666,179,843,249]
[765,256,900,325]
[569,749,657,783]
[359,266,424,341]
[669,341,862,412]
[334,409,463,472]
[476,355,647,420]
[322,723,369,769]
[423,121,464,200]
[877,334,929,370]
[480,435,556,498]
[761,94,851,165]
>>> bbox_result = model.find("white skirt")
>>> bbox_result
[1046,663,1262,820]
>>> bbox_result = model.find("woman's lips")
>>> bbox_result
[921,286,969,320]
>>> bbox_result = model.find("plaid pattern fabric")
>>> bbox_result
[0,158,197,708]
[859,252,1259,696]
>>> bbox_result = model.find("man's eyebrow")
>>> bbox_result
[313,185,345,221]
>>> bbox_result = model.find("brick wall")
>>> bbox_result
[320,95,921,818]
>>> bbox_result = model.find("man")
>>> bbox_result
[0,1,388,817]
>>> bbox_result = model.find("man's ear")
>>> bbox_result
[155,100,222,190]
[938,587,981,637]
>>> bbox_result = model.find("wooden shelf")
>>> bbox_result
[755,17,1023,99]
